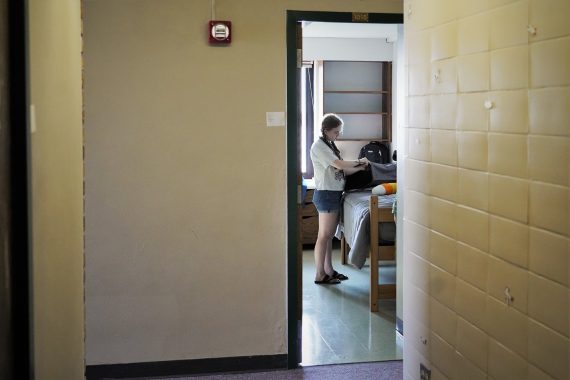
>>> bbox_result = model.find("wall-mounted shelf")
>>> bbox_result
[323,61,392,142]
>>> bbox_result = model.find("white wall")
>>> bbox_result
[83,0,403,365]
[303,37,394,61]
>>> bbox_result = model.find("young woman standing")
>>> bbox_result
[309,114,369,284]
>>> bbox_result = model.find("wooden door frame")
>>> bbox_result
[285,10,403,368]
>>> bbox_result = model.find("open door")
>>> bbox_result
[286,10,404,368]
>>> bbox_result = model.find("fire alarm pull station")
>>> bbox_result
[209,21,231,44]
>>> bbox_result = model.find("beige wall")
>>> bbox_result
[28,0,85,379]
[83,0,402,365]
[403,0,569,379]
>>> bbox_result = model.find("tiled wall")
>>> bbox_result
[403,0,569,379]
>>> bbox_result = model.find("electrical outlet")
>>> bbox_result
[420,363,431,380]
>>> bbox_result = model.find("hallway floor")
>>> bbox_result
[301,241,403,366]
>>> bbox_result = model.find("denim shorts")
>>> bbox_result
[312,190,343,213]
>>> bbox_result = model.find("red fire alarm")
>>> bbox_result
[209,20,231,44]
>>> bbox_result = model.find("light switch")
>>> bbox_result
[266,112,285,127]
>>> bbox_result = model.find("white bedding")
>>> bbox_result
[336,191,396,269]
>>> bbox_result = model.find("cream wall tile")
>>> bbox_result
[457,242,489,292]
[405,0,432,32]
[487,256,528,313]
[491,46,529,90]
[457,92,489,131]
[457,0,490,18]
[403,343,426,380]
[409,95,430,129]
[488,174,529,223]
[529,88,570,137]
[529,136,569,186]
[490,1,529,49]
[489,90,529,133]
[529,182,569,236]
[489,0,520,7]
[531,37,570,88]
[430,230,458,274]
[458,169,489,211]
[431,22,457,61]
[404,284,430,328]
[407,252,431,291]
[406,158,431,195]
[489,215,529,267]
[488,133,528,178]
[458,132,488,171]
[429,332,457,379]
[456,317,488,372]
[458,13,490,55]
[408,128,431,161]
[485,296,528,358]
[456,206,489,252]
[430,298,457,346]
[404,315,431,359]
[406,189,431,227]
[428,367,449,380]
[430,164,457,202]
[528,320,569,380]
[430,130,457,165]
[454,351,487,380]
[408,30,431,65]
[455,279,487,331]
[432,58,457,94]
[528,273,569,337]
[405,220,431,260]
[530,0,570,41]
[409,63,432,96]
[458,53,490,93]
[432,0,458,26]
[528,365,557,380]
[430,94,457,130]
[529,227,569,286]
[430,265,457,309]
[488,339,529,380]
[430,197,457,238]
[489,91,529,133]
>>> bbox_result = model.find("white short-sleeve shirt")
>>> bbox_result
[310,138,345,191]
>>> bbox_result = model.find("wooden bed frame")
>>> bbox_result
[340,194,396,312]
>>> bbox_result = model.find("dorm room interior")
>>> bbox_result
[298,21,404,366]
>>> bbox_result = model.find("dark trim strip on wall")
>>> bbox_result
[8,0,32,378]
[85,354,288,380]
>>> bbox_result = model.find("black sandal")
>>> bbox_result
[314,274,341,285]
[331,271,349,281]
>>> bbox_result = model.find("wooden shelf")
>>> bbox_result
[323,61,392,142]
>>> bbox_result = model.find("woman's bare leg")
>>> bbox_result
[314,211,339,281]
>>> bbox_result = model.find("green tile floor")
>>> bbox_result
[301,242,403,366]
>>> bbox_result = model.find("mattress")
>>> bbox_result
[337,191,396,269]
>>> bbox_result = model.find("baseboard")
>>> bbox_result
[396,317,404,336]
[85,354,288,380]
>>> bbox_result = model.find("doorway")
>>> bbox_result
[286,11,404,368]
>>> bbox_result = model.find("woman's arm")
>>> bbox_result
[330,157,369,171]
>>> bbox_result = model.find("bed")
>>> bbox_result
[337,191,397,312]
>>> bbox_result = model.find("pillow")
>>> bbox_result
[371,182,397,195]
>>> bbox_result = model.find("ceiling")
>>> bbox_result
[302,22,399,41]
